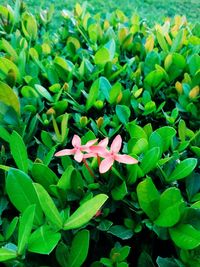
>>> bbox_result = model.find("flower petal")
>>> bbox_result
[55,149,75,157]
[74,150,83,162]
[72,135,81,147]
[115,154,138,164]
[99,137,109,147]
[111,135,122,153]
[90,146,110,157]
[83,152,97,159]
[99,157,114,173]
[81,139,98,152]
[85,139,98,147]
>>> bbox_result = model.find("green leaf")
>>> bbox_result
[169,224,200,249]
[107,225,133,240]
[104,39,116,60]
[94,47,110,65]
[99,76,112,101]
[0,38,18,61]
[0,57,21,83]
[145,70,163,87]
[28,225,61,254]
[116,105,130,124]
[154,188,184,227]
[149,132,162,152]
[170,29,184,52]
[18,204,35,255]
[5,217,18,240]
[0,126,10,143]
[138,251,155,267]
[0,248,17,262]
[0,81,20,114]
[156,257,181,267]
[6,169,43,225]
[57,165,74,191]
[109,82,122,104]
[68,230,90,267]
[21,13,37,40]
[10,131,28,173]
[97,220,113,231]
[56,242,70,267]
[63,194,108,230]
[167,158,197,182]
[143,101,156,115]
[126,123,148,140]
[156,30,169,52]
[111,245,131,262]
[33,183,63,230]
[86,79,100,110]
[128,138,148,155]
[111,182,128,201]
[117,262,129,267]
[178,119,186,142]
[156,126,176,152]
[31,163,58,192]
[137,177,160,220]
[188,54,200,76]
[144,51,160,75]
[35,84,54,102]
[140,147,160,175]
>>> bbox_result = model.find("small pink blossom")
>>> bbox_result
[99,135,138,173]
[54,135,97,163]
[89,137,109,156]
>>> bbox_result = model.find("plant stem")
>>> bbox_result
[83,158,95,177]
[97,155,101,166]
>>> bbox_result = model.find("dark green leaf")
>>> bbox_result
[116,105,130,124]
[5,217,18,240]
[68,230,90,267]
[111,182,128,201]
[107,225,133,240]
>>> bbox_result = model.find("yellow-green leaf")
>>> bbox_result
[0,81,20,114]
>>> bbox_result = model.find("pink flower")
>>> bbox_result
[89,137,109,157]
[55,135,97,163]
[99,135,138,173]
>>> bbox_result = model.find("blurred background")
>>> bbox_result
[2,0,200,24]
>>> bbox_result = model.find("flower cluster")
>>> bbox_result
[55,135,138,173]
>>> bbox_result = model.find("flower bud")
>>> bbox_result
[189,86,199,99]
[116,91,123,103]
[46,108,56,115]
[63,83,69,91]
[175,81,183,94]
[80,116,88,127]
[134,88,143,98]
[94,100,104,110]
[96,117,103,128]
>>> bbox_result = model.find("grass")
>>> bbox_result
[2,0,200,24]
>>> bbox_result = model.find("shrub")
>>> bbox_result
[0,1,200,266]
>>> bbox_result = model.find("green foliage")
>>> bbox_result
[0,1,199,266]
